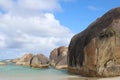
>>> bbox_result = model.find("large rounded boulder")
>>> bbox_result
[16,53,33,66]
[68,7,120,77]
[30,54,49,68]
[50,46,68,69]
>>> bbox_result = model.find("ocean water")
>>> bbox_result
[0,64,118,80]
[0,63,83,80]
[0,63,68,75]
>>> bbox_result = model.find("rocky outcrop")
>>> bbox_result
[14,53,49,68]
[30,54,49,68]
[0,62,6,65]
[16,53,33,66]
[68,7,120,77]
[11,58,20,63]
[50,46,68,69]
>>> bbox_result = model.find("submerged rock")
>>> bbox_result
[50,46,68,69]
[16,53,33,66]
[68,7,120,77]
[30,54,49,68]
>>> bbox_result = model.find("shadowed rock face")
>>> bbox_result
[68,7,120,77]
[50,46,68,69]
[16,53,33,66]
[30,54,49,68]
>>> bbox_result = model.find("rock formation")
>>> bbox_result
[11,58,20,63]
[16,53,33,66]
[30,54,49,68]
[0,62,6,65]
[50,46,68,69]
[68,7,120,77]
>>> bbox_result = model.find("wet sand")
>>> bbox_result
[0,73,96,80]
[97,77,120,80]
[1,74,120,80]
[64,76,120,80]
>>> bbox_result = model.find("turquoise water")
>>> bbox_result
[1,64,120,80]
[0,63,78,80]
[0,64,104,80]
[0,63,69,75]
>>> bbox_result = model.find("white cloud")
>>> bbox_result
[62,0,75,2]
[0,13,73,49]
[0,0,13,9]
[0,0,74,59]
[0,13,71,37]
[88,5,102,11]
[0,0,62,16]
[18,0,61,11]
[0,33,6,48]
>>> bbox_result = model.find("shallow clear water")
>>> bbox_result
[1,64,115,80]
[0,63,71,75]
[0,63,81,80]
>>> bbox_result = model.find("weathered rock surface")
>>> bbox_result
[0,62,6,65]
[11,58,20,63]
[68,7,120,77]
[50,46,68,69]
[16,53,33,66]
[30,54,49,68]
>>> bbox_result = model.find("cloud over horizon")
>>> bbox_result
[0,0,74,59]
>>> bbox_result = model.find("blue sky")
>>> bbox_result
[55,0,120,33]
[0,0,120,59]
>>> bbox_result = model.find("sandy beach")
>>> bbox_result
[1,73,120,80]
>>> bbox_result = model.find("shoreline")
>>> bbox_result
[1,63,120,80]
[1,73,120,80]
